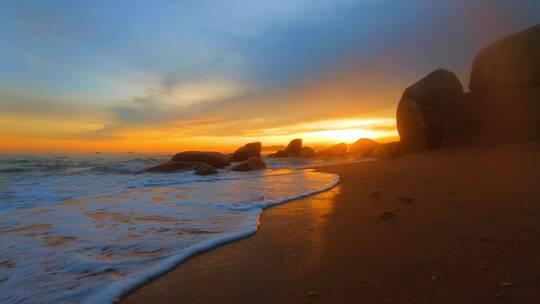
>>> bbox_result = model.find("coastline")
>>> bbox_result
[121,142,540,303]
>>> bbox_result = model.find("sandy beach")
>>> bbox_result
[121,142,540,304]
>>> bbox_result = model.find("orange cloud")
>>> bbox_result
[1,59,403,153]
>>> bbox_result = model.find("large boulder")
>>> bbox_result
[371,142,403,159]
[469,23,540,92]
[284,138,302,155]
[299,146,316,158]
[171,151,230,168]
[318,143,347,157]
[396,69,464,151]
[231,157,267,172]
[349,138,379,156]
[441,88,540,146]
[145,161,200,173]
[230,142,261,162]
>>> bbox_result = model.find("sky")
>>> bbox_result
[1,0,539,152]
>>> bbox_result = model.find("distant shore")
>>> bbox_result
[121,142,540,303]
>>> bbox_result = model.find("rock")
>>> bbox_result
[371,142,403,159]
[440,88,540,146]
[299,146,316,158]
[284,138,302,155]
[469,23,540,91]
[318,143,347,156]
[171,151,230,168]
[272,150,289,158]
[230,142,261,162]
[195,164,218,176]
[396,69,463,151]
[145,161,200,173]
[349,138,379,156]
[231,157,267,171]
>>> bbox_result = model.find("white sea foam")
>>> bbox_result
[0,154,347,303]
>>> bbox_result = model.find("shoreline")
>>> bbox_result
[122,142,540,303]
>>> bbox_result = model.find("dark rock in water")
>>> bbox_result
[195,163,218,176]
[371,142,403,159]
[145,161,200,173]
[231,157,267,171]
[171,151,230,168]
[299,146,316,158]
[396,69,463,152]
[318,143,347,156]
[284,138,302,155]
[469,23,540,92]
[441,88,540,146]
[272,150,289,158]
[230,142,261,162]
[350,138,379,156]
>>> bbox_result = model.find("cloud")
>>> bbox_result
[2,0,540,150]
[83,61,404,141]
[0,92,105,120]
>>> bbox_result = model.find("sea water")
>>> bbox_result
[0,153,352,303]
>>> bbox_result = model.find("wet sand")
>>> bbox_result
[122,142,540,304]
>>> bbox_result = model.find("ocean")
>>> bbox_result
[0,153,358,303]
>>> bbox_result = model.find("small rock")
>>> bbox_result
[285,138,303,155]
[306,291,318,297]
[318,142,347,157]
[171,151,230,168]
[230,142,261,162]
[231,157,267,171]
[195,164,218,176]
[350,138,379,156]
[299,146,316,158]
[273,150,289,158]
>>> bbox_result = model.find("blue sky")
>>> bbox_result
[1,0,539,151]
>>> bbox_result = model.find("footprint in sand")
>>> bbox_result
[370,190,382,198]
[377,209,403,225]
[397,196,415,204]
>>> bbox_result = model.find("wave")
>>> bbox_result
[89,175,339,304]
[0,154,343,304]
[0,167,29,173]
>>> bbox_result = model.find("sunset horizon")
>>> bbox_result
[2,1,538,153]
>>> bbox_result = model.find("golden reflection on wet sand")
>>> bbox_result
[262,184,341,273]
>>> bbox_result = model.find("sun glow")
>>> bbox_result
[0,116,398,153]
[300,128,382,143]
[253,118,398,145]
